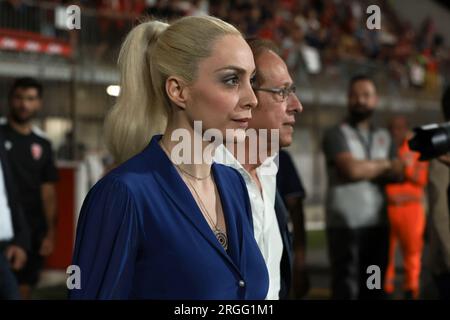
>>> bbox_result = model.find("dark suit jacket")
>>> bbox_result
[0,133,29,252]
[275,190,294,299]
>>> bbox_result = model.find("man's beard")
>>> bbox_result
[349,105,374,123]
[10,111,33,124]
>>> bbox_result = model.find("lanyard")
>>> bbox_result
[354,127,373,160]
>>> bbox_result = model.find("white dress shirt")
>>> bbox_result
[214,144,283,300]
[0,160,14,241]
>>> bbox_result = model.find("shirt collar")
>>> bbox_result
[214,144,246,172]
[214,144,279,178]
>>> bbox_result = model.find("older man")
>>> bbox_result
[215,39,303,299]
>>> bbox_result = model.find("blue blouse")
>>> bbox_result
[69,135,269,299]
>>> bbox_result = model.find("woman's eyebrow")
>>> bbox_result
[214,66,253,74]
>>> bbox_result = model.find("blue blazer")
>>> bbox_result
[69,135,269,299]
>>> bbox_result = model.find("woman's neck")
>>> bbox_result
[160,118,215,180]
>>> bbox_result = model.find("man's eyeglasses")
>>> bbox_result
[252,84,296,102]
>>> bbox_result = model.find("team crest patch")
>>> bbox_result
[31,143,42,160]
[4,140,12,150]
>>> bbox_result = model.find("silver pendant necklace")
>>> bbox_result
[160,141,228,250]
[182,172,228,251]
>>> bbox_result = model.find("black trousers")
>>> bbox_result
[15,227,46,286]
[0,251,20,299]
[326,226,389,300]
[434,273,450,300]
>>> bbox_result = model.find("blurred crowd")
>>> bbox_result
[211,0,449,92]
[0,0,449,92]
[1,0,450,300]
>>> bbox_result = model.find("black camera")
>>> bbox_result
[408,122,450,160]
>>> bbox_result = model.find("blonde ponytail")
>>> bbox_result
[104,21,169,164]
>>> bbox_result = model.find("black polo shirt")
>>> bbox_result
[0,123,58,232]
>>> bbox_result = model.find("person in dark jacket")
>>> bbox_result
[277,149,310,299]
[0,132,30,300]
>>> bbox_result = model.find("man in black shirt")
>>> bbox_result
[0,78,58,299]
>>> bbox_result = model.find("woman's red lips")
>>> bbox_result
[232,118,251,128]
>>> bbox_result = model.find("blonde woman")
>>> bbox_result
[68,16,269,299]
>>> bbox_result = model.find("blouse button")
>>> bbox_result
[239,280,246,288]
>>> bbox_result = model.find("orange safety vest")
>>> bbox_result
[386,139,428,205]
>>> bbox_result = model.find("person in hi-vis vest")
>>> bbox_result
[385,115,428,299]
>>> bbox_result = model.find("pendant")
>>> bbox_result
[214,229,228,250]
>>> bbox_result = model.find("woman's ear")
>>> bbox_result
[166,76,188,110]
